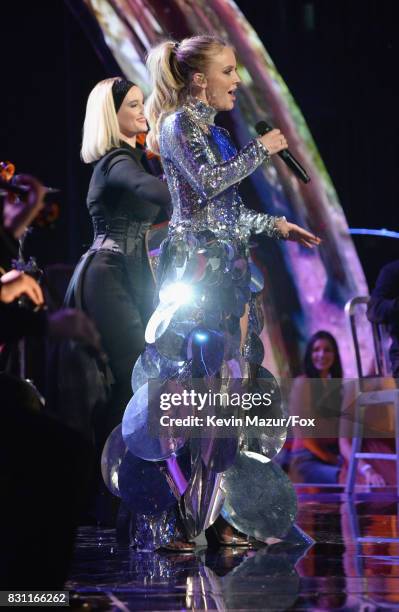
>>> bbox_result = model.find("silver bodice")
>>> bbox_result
[159,98,279,241]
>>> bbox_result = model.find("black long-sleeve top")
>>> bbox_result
[367,260,399,370]
[87,142,171,256]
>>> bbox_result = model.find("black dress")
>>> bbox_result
[66,142,170,439]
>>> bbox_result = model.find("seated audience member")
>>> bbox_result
[367,259,399,378]
[289,331,343,484]
[286,324,395,488]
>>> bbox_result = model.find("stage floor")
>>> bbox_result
[67,486,399,610]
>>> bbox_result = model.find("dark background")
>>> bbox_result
[1,0,397,286]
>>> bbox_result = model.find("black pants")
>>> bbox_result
[81,248,154,439]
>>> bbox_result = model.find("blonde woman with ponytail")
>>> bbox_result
[124,36,320,550]
[145,36,319,241]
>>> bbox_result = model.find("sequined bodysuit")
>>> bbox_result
[159,98,279,241]
[121,98,297,549]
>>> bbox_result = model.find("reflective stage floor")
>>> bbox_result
[67,486,399,610]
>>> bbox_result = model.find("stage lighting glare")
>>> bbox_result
[194,331,208,343]
[162,282,193,306]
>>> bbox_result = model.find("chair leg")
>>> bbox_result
[346,498,363,576]
[395,396,399,498]
[345,398,364,495]
[345,399,363,495]
[346,437,360,494]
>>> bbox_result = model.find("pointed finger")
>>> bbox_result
[300,239,316,248]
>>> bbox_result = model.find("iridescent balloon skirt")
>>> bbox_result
[102,228,300,550]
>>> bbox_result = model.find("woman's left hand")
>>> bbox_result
[276,218,321,248]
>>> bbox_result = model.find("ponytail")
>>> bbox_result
[145,36,227,154]
[145,41,184,154]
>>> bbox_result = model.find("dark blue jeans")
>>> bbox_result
[290,449,340,484]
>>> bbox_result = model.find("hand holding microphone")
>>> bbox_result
[256,121,311,184]
[255,121,319,246]
[258,128,288,156]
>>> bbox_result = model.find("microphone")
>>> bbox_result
[255,121,310,184]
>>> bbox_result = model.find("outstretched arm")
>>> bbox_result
[163,114,320,245]
[238,206,320,245]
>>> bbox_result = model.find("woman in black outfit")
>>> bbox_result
[66,78,170,444]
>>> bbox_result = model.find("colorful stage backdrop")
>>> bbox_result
[67,0,371,377]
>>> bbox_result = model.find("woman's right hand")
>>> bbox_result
[259,129,288,155]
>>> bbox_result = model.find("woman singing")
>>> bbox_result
[67,78,170,445]
[124,35,320,549]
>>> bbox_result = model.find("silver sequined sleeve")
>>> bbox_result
[238,203,280,238]
[161,113,269,200]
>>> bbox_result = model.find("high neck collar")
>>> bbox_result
[119,139,145,161]
[183,97,217,126]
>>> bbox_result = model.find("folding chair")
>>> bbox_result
[344,296,399,495]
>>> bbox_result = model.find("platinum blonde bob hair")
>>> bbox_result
[81,77,123,163]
